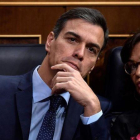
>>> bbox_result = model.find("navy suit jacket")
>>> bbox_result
[0,70,111,140]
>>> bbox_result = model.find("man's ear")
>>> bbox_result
[45,31,55,53]
[89,66,95,74]
[89,56,100,74]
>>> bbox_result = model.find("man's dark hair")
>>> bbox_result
[53,7,108,51]
[121,32,140,64]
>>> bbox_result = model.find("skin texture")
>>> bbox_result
[38,19,104,116]
[130,42,140,95]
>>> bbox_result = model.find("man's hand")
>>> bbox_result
[51,63,101,117]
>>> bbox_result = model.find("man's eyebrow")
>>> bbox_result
[65,31,81,39]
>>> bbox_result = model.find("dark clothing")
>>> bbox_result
[112,101,140,140]
[0,70,111,140]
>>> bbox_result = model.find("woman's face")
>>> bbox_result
[130,42,140,95]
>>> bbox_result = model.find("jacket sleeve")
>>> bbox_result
[74,99,112,140]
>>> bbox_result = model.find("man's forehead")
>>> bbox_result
[63,18,93,28]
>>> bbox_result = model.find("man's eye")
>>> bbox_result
[88,47,97,54]
[67,37,77,44]
[69,38,76,42]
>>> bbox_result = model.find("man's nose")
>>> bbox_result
[73,44,85,61]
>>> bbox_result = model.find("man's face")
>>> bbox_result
[130,42,140,94]
[46,19,104,78]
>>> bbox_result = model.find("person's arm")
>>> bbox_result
[78,100,112,140]
[51,63,111,139]
[51,63,101,116]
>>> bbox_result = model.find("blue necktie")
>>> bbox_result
[37,95,63,140]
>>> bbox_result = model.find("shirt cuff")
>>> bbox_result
[80,110,103,125]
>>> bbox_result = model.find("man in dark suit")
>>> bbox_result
[0,7,111,140]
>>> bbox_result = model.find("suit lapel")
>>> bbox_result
[61,97,83,140]
[16,71,33,140]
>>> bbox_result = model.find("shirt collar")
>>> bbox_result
[32,66,70,104]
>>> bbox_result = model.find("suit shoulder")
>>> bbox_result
[0,71,33,92]
[0,75,22,87]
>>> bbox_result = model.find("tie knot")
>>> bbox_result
[50,95,63,111]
